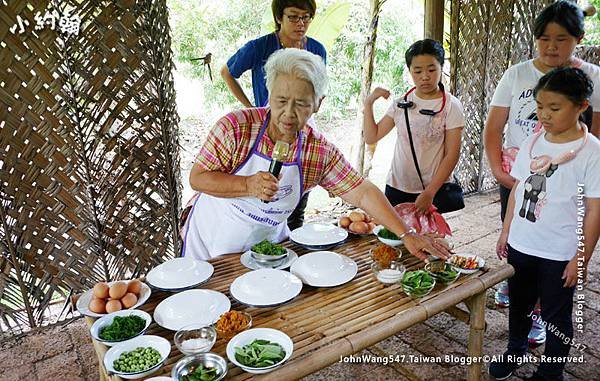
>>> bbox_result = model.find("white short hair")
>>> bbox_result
[264,48,328,103]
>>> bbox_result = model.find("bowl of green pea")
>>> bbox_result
[104,335,171,379]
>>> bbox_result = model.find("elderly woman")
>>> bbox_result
[182,49,450,261]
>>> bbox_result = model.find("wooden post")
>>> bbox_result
[424,0,445,42]
[353,0,384,175]
[465,291,487,381]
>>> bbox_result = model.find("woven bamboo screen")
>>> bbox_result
[0,0,181,336]
[449,0,553,193]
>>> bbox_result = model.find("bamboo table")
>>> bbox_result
[85,235,514,381]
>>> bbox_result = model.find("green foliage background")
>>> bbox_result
[167,0,420,122]
[583,0,600,45]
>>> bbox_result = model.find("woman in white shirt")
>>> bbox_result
[363,39,464,214]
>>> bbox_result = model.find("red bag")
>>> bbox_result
[393,203,452,236]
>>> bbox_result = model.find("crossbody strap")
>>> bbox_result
[402,106,426,190]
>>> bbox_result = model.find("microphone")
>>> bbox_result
[263,140,290,203]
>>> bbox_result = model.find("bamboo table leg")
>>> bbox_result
[465,290,486,381]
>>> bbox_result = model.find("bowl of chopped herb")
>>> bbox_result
[373,225,403,247]
[90,309,151,346]
[249,239,289,264]
[171,352,228,381]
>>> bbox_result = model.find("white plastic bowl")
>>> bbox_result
[104,335,171,379]
[90,309,151,346]
[373,225,403,247]
[226,328,293,374]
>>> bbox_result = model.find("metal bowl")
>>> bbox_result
[250,249,289,263]
[171,352,228,381]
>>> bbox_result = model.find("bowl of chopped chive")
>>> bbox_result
[90,309,151,346]
[171,352,228,381]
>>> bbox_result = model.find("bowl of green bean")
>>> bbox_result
[104,335,171,379]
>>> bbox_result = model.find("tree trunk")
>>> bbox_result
[354,0,385,176]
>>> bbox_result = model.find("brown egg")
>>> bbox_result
[89,298,106,314]
[92,282,110,299]
[108,281,128,299]
[121,292,138,309]
[127,279,142,295]
[339,216,351,228]
[349,221,369,234]
[105,299,122,313]
[349,211,365,222]
[367,222,376,233]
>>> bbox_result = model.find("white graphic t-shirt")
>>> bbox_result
[508,133,600,261]
[491,59,600,149]
[385,92,465,193]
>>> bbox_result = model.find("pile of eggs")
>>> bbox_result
[88,279,143,314]
[339,211,376,234]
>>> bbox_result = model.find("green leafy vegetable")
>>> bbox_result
[402,270,435,297]
[428,264,459,284]
[251,240,287,256]
[181,365,219,381]
[378,228,400,240]
[99,315,146,341]
[234,339,286,368]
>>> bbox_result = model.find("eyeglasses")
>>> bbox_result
[284,14,313,24]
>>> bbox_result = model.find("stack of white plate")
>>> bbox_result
[230,269,302,307]
[153,289,230,331]
[290,251,357,287]
[289,223,348,250]
[146,257,214,291]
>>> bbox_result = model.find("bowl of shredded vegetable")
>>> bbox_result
[214,310,252,340]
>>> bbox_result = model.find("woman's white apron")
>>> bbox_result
[181,115,304,260]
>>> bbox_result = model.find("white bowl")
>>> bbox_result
[290,251,358,287]
[230,269,302,307]
[90,309,152,346]
[226,328,293,374]
[373,225,403,247]
[76,281,152,318]
[147,257,214,291]
[154,289,231,331]
[104,335,171,379]
[289,223,348,249]
[447,253,485,274]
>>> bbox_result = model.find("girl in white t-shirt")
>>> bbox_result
[484,0,598,342]
[485,0,599,222]
[489,67,600,381]
[363,39,464,214]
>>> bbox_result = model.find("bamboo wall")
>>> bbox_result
[0,0,181,336]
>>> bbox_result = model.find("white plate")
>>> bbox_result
[290,251,358,287]
[226,328,293,374]
[290,223,348,248]
[104,335,171,379]
[76,281,152,318]
[153,289,230,331]
[447,254,485,274]
[147,257,214,291]
[240,248,298,270]
[373,225,403,247]
[90,309,152,346]
[230,269,302,307]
